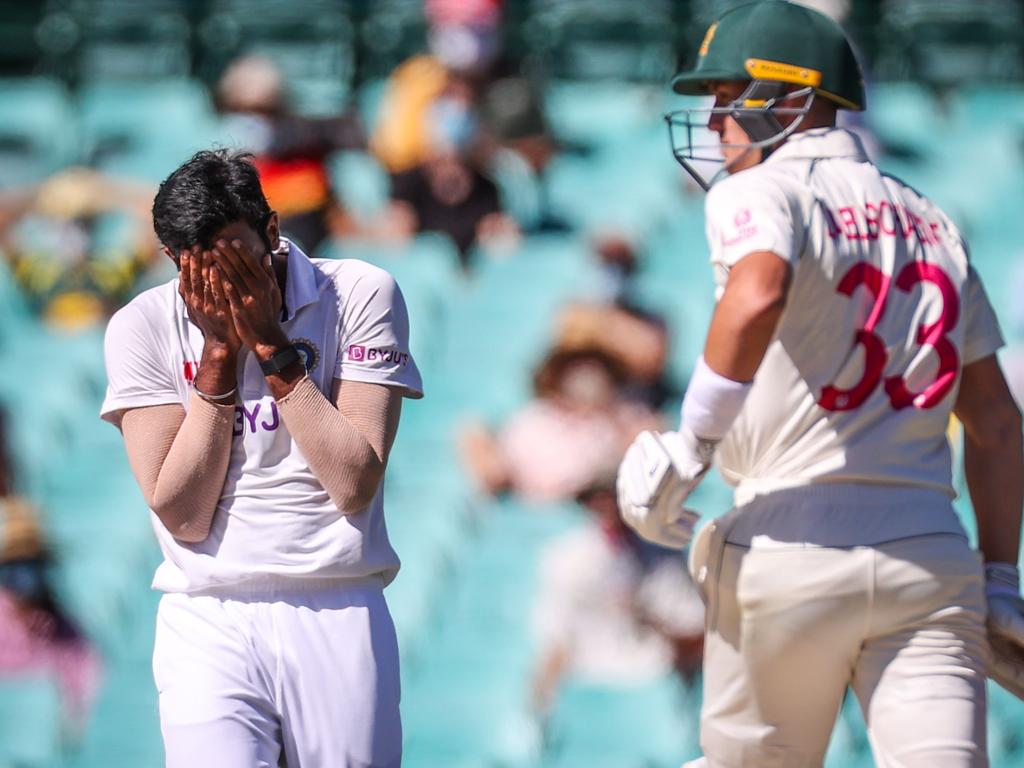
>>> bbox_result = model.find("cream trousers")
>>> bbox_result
[689,524,988,768]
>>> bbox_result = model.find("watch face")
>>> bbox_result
[291,338,320,373]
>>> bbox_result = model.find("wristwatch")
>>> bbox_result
[259,345,301,376]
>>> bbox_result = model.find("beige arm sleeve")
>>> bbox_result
[120,392,235,543]
[275,376,401,514]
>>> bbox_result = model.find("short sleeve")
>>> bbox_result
[99,302,181,424]
[961,265,1005,365]
[336,265,424,398]
[704,172,802,273]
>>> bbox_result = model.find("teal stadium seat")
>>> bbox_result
[357,0,428,81]
[69,0,193,82]
[328,150,392,222]
[988,679,1024,765]
[0,78,78,188]
[524,1,676,84]
[437,233,599,421]
[402,500,579,767]
[78,79,218,181]
[546,677,697,768]
[198,0,355,116]
[0,674,63,768]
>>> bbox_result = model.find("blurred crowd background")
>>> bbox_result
[1,0,1024,766]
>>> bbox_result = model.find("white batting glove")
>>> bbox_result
[989,634,1024,701]
[616,428,713,549]
[986,563,1024,646]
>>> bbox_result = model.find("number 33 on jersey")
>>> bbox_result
[702,129,1004,493]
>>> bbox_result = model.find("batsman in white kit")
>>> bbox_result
[100,150,422,767]
[617,2,1024,766]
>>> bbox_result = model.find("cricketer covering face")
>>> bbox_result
[618,2,1024,766]
[101,149,422,767]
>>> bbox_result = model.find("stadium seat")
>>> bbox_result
[433,233,598,420]
[543,80,663,149]
[0,78,78,188]
[523,1,676,83]
[0,674,63,768]
[876,0,1024,84]
[77,79,218,181]
[328,150,391,221]
[545,676,697,767]
[197,0,355,116]
[70,0,193,82]
[357,0,427,82]
[70,656,164,768]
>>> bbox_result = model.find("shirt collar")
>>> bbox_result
[766,127,870,165]
[280,237,319,322]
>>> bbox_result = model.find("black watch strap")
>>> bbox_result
[259,345,301,376]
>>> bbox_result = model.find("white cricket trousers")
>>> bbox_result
[691,526,988,768]
[152,582,402,768]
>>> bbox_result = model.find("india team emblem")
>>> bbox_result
[291,338,320,373]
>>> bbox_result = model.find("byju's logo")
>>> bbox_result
[348,344,366,362]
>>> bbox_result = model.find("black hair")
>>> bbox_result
[152,149,272,254]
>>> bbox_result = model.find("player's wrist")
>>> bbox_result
[201,339,238,364]
[681,356,752,442]
[253,331,293,364]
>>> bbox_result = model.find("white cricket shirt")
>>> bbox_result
[702,128,1003,540]
[100,240,423,593]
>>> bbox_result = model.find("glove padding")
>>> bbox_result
[616,429,712,549]
[985,562,1024,700]
[989,635,1024,700]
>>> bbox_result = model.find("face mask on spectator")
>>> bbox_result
[592,263,630,303]
[430,97,478,153]
[0,558,49,603]
[559,363,615,409]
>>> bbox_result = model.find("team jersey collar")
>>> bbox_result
[280,237,318,322]
[766,127,870,164]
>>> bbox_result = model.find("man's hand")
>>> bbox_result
[987,563,1024,643]
[211,238,287,356]
[986,563,1024,700]
[178,247,241,354]
[616,429,710,549]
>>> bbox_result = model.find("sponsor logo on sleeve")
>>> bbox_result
[722,207,759,247]
[347,344,410,366]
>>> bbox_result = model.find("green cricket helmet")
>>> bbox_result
[666,0,866,189]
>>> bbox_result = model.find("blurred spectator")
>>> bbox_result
[0,411,101,739]
[425,0,502,73]
[479,76,571,234]
[460,347,660,502]
[371,54,451,175]
[215,54,365,254]
[555,233,675,409]
[530,470,704,715]
[0,168,159,331]
[372,0,502,174]
[381,70,517,266]
[368,0,516,264]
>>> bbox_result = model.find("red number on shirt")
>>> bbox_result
[818,261,960,412]
[883,262,960,409]
[817,263,890,411]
